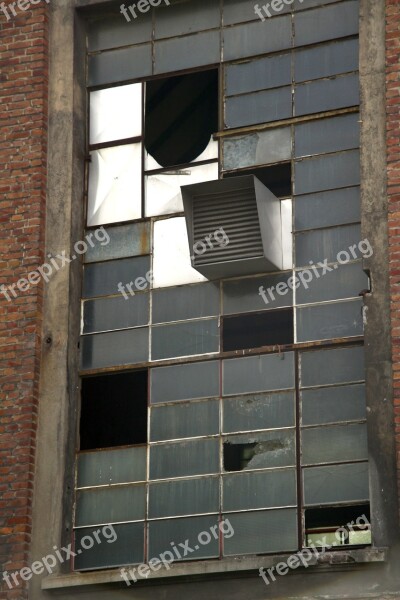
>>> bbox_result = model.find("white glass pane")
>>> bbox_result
[90,84,142,145]
[145,136,218,170]
[153,217,207,288]
[87,144,142,227]
[145,162,218,217]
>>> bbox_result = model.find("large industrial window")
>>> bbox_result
[74,0,370,574]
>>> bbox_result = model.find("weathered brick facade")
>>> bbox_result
[0,2,48,598]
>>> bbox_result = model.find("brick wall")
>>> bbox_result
[386,0,400,508]
[0,2,48,598]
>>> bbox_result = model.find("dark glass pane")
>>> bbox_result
[303,462,369,506]
[223,272,293,314]
[223,430,296,470]
[73,523,144,570]
[149,477,219,518]
[152,282,219,324]
[294,187,360,231]
[80,371,147,451]
[84,222,150,263]
[301,384,366,426]
[150,400,220,441]
[224,163,292,198]
[295,113,359,158]
[295,224,361,266]
[222,309,293,351]
[155,0,220,39]
[295,74,359,117]
[226,54,291,96]
[297,299,363,342]
[82,293,149,334]
[80,327,149,370]
[300,346,365,388]
[302,423,368,465]
[88,13,152,51]
[296,262,368,305]
[223,509,298,556]
[88,45,152,87]
[83,256,150,299]
[223,469,297,511]
[294,1,359,46]
[148,516,220,561]
[150,439,219,479]
[150,361,220,403]
[154,31,220,74]
[152,318,219,360]
[294,38,359,82]
[223,16,292,61]
[225,87,292,129]
[294,150,360,196]
[223,352,295,396]
[224,0,290,25]
[223,391,295,433]
[75,484,146,526]
[77,447,146,487]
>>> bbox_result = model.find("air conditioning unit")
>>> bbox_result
[181,175,283,279]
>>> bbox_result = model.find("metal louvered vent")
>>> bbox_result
[182,175,283,279]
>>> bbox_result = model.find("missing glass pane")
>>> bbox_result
[223,442,257,471]
[145,69,218,168]
[80,371,147,450]
[224,162,291,198]
[222,309,294,352]
[305,504,371,547]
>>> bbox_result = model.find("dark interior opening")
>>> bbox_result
[222,309,294,352]
[224,162,292,198]
[80,370,148,450]
[305,505,371,546]
[145,69,218,168]
[224,442,257,472]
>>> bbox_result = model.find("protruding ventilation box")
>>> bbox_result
[182,175,283,279]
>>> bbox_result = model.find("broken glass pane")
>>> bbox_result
[90,84,142,145]
[223,128,291,171]
[145,137,218,171]
[87,144,142,227]
[223,429,296,471]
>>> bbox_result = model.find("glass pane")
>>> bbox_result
[148,516,219,561]
[150,399,220,441]
[225,54,291,96]
[90,84,142,145]
[73,523,144,570]
[301,384,366,426]
[295,224,361,266]
[223,16,292,62]
[145,162,218,218]
[149,477,219,518]
[145,137,218,171]
[152,282,219,324]
[87,144,142,227]
[150,361,220,404]
[223,469,296,511]
[88,44,152,87]
[223,272,293,315]
[83,256,150,298]
[152,318,219,360]
[84,222,150,263]
[223,352,295,396]
[302,423,368,465]
[300,346,365,388]
[223,392,295,433]
[294,187,360,231]
[224,0,286,25]
[75,484,146,527]
[80,327,149,370]
[88,14,152,52]
[77,447,146,487]
[82,293,149,334]
[296,299,363,342]
[225,87,292,129]
[154,31,220,74]
[296,262,368,305]
[223,430,296,470]
[295,74,359,117]
[294,150,360,196]
[150,439,219,479]
[223,128,291,171]
[294,1,359,46]
[154,0,220,39]
[281,199,293,270]
[294,38,359,82]
[303,462,369,506]
[223,509,298,556]
[295,114,359,158]
[153,217,207,288]
[223,309,293,351]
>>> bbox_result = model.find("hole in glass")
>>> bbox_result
[145,69,218,168]
[223,442,258,472]
[80,370,148,450]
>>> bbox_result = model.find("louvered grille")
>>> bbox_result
[192,188,264,265]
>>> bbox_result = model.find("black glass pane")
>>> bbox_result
[223,309,294,351]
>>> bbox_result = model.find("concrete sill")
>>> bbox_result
[42,548,387,590]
